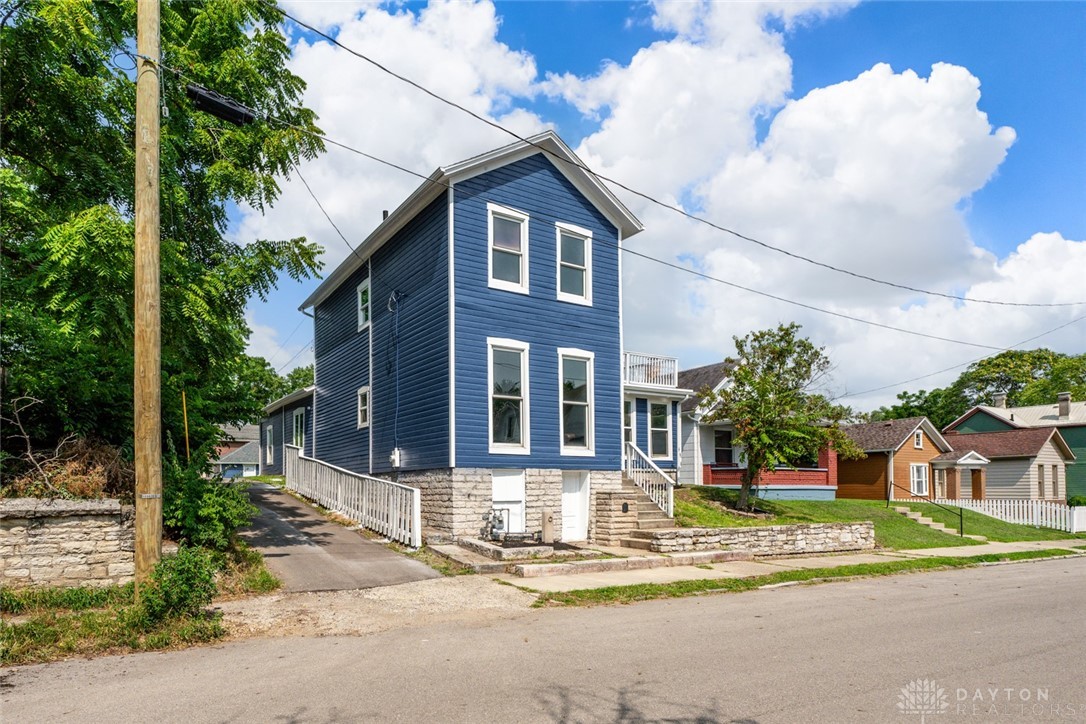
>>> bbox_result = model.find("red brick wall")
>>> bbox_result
[703,462,834,487]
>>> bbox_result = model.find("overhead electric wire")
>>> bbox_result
[275,340,313,374]
[838,312,1086,400]
[265,316,306,368]
[293,166,364,261]
[266,1,1086,310]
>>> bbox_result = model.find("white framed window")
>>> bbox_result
[623,400,635,445]
[555,222,591,305]
[357,386,370,429]
[649,401,671,459]
[910,463,929,496]
[265,425,274,465]
[292,408,305,449]
[487,203,529,294]
[913,431,923,449]
[558,348,594,455]
[714,429,733,465]
[488,338,529,453]
[357,279,371,332]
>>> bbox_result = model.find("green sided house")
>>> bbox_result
[944,392,1084,500]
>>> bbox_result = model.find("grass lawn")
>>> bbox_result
[534,549,1076,607]
[674,487,979,550]
[247,474,285,487]
[901,502,1086,543]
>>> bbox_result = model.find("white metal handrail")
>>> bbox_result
[285,445,422,548]
[623,351,678,388]
[623,442,675,516]
[935,497,1081,533]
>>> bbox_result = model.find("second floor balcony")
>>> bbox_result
[623,351,678,388]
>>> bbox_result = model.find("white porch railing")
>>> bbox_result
[285,445,422,548]
[623,351,678,388]
[936,498,1084,534]
[624,442,675,517]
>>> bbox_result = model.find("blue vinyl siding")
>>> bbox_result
[284,398,313,459]
[260,393,313,474]
[369,196,450,473]
[259,414,283,475]
[313,265,371,473]
[453,153,622,470]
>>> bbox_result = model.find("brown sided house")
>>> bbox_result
[838,417,969,501]
[941,428,1075,501]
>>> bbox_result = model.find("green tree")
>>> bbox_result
[700,324,862,509]
[282,364,314,395]
[1,0,324,463]
[869,386,969,430]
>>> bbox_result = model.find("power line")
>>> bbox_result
[265,2,1086,311]
[293,166,364,261]
[149,53,1066,355]
[276,340,314,374]
[838,312,1086,400]
[265,316,306,368]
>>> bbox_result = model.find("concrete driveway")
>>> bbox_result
[240,483,439,592]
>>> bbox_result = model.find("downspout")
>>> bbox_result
[302,307,315,458]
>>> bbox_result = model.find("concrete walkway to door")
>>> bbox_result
[241,483,440,592]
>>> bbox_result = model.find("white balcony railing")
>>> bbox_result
[623,351,678,388]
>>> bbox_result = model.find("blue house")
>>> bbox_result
[260,386,314,476]
[295,132,688,542]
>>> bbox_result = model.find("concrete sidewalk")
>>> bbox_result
[241,484,440,592]
[493,539,1085,593]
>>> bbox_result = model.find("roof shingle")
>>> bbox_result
[944,427,1074,460]
[676,362,734,412]
[842,417,927,452]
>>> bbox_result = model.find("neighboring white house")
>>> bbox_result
[942,427,1075,500]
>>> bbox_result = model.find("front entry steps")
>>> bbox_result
[893,506,987,541]
[621,479,674,529]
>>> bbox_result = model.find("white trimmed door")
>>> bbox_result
[562,471,590,541]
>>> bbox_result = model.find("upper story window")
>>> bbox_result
[556,222,591,305]
[357,279,371,332]
[559,349,594,455]
[489,338,530,453]
[292,408,305,449]
[488,203,529,294]
[357,386,370,429]
[913,431,923,449]
[649,401,670,459]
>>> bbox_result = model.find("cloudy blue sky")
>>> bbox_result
[238,1,1085,410]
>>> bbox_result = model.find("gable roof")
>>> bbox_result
[216,441,259,466]
[946,400,1086,431]
[842,416,952,453]
[300,131,643,311]
[943,427,1075,461]
[930,449,990,466]
[676,362,734,413]
[220,423,260,443]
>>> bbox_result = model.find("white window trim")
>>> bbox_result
[910,463,929,496]
[487,337,530,454]
[292,408,305,449]
[913,430,923,449]
[555,222,592,306]
[357,278,371,332]
[487,202,530,295]
[357,386,370,429]
[623,398,637,448]
[649,400,672,460]
[558,348,595,456]
[265,425,274,465]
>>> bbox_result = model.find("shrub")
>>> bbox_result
[163,448,256,552]
[136,546,218,624]
[4,437,134,501]
[1068,496,1086,507]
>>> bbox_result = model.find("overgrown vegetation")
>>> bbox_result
[673,487,980,550]
[1,542,278,666]
[162,450,257,552]
[533,549,1076,607]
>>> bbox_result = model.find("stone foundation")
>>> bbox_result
[1,498,135,589]
[647,522,875,556]
[391,468,624,541]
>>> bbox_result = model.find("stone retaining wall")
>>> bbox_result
[1,498,135,588]
[592,490,639,545]
[648,522,875,555]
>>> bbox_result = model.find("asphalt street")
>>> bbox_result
[4,557,1084,723]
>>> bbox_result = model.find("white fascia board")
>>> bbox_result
[263,385,316,415]
[624,384,693,400]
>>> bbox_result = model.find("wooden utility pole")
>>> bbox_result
[134,0,162,590]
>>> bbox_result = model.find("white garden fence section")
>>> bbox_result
[284,445,422,547]
[624,442,675,517]
[937,498,1085,534]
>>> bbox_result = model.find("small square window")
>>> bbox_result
[357,387,370,429]
[488,203,529,294]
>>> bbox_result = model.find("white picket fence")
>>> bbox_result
[936,498,1085,534]
[284,445,422,548]
[623,442,675,516]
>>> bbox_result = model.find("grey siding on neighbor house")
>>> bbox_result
[1034,440,1067,499]
[679,415,700,485]
[313,263,371,473]
[369,195,450,473]
[452,153,622,470]
[985,458,1033,499]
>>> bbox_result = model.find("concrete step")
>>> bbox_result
[637,518,676,530]
[618,537,654,550]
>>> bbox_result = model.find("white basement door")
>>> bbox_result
[562,471,590,541]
